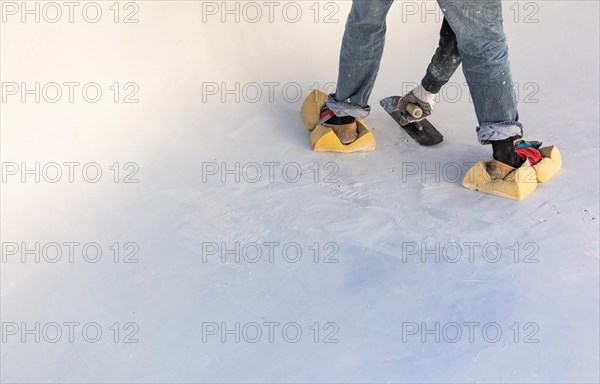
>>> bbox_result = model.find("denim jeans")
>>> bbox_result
[326,0,523,144]
[421,17,461,94]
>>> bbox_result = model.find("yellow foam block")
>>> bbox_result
[462,161,539,201]
[301,89,376,153]
[301,89,328,132]
[534,146,562,183]
[309,121,377,153]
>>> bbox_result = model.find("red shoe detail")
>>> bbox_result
[515,147,542,166]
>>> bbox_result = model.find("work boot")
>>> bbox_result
[488,137,543,180]
[319,106,359,145]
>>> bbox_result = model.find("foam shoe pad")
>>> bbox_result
[300,90,376,153]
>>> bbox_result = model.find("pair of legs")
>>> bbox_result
[326,0,523,144]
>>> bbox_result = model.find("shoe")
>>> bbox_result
[319,106,359,145]
[488,137,543,180]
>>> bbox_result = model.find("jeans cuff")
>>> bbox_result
[477,121,523,144]
[326,94,371,120]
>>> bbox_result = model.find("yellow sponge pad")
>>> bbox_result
[300,90,376,153]
[462,146,562,200]
[534,146,562,183]
[462,161,539,200]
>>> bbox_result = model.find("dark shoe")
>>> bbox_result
[488,137,543,180]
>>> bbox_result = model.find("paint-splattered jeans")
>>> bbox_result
[326,0,523,144]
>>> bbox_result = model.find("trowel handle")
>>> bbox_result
[405,103,423,119]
